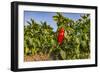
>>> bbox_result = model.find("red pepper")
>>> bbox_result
[57,28,65,45]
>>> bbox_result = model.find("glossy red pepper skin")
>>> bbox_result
[57,28,65,45]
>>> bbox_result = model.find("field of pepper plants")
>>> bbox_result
[24,12,90,61]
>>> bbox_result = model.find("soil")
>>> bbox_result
[24,53,50,62]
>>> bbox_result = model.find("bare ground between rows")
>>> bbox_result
[24,54,51,62]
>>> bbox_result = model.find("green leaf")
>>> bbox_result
[24,48,29,55]
[53,16,58,21]
[27,21,31,25]
[81,41,87,48]
[60,49,66,59]
[31,19,35,24]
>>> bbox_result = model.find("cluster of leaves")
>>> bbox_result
[24,19,54,56]
[24,12,90,60]
[53,13,90,59]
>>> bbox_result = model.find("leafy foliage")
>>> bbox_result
[24,13,90,61]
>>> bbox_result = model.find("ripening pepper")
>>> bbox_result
[57,28,65,45]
